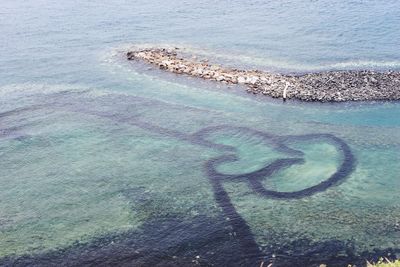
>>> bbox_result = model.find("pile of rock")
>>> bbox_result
[127,48,400,102]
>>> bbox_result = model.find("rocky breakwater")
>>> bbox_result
[127,48,400,102]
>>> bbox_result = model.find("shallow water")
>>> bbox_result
[0,0,399,266]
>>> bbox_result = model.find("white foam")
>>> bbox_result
[102,43,400,73]
[0,83,113,100]
[328,60,400,70]
[0,84,117,117]
[0,83,81,99]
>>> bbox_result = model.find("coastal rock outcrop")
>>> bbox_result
[127,48,400,102]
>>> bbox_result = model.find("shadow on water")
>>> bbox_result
[0,89,399,266]
[1,215,399,267]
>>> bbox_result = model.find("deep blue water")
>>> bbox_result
[0,0,399,266]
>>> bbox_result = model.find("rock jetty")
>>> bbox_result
[127,48,400,102]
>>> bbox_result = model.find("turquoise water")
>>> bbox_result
[0,1,399,266]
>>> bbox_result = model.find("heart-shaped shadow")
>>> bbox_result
[191,125,356,265]
[194,125,355,200]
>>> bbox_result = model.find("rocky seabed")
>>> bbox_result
[127,48,400,102]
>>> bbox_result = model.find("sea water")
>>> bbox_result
[0,0,399,266]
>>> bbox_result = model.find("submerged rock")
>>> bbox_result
[126,47,400,102]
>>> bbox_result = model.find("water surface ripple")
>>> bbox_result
[0,0,399,266]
